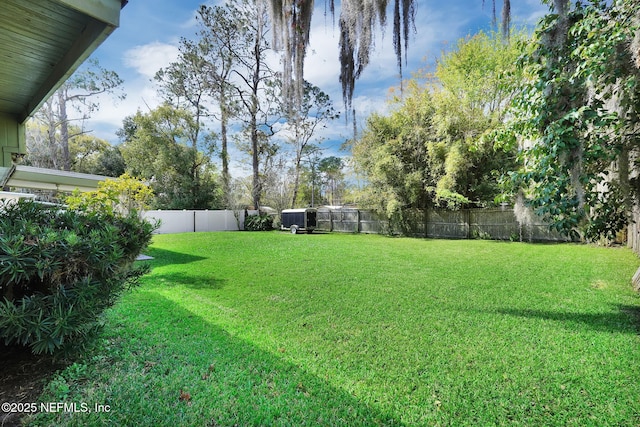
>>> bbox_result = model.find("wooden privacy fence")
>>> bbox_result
[316,207,571,242]
[143,207,569,242]
[628,206,640,255]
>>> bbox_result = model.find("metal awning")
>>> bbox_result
[2,165,106,192]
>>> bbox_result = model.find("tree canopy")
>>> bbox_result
[351,30,526,227]
[119,105,220,210]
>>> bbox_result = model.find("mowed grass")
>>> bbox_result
[29,232,640,426]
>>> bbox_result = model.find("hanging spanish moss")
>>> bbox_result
[338,0,415,113]
[268,0,415,114]
[267,0,315,114]
[267,0,520,114]
[501,0,510,36]
[482,0,511,36]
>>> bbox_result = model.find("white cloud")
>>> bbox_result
[123,42,180,79]
[84,42,181,141]
[304,20,341,91]
[87,83,164,141]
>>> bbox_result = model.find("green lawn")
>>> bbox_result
[29,232,640,426]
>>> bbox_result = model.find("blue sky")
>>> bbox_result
[85,0,548,176]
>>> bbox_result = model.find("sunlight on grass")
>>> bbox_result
[29,232,640,426]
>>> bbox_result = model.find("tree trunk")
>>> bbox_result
[291,156,302,208]
[220,101,231,208]
[58,90,71,171]
[45,102,58,170]
[251,118,260,209]
[250,22,262,210]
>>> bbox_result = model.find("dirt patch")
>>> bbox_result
[0,344,65,427]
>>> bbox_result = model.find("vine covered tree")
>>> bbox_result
[499,0,640,240]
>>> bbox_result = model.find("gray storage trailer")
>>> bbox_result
[280,208,317,234]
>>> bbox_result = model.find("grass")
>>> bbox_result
[27,232,640,426]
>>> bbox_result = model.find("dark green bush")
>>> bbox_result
[0,200,156,355]
[244,213,274,231]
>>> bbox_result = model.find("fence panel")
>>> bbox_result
[359,210,387,234]
[470,208,519,240]
[194,210,241,232]
[330,209,360,233]
[629,207,640,254]
[317,207,574,243]
[144,209,251,234]
[427,209,468,239]
[144,207,573,243]
[144,210,195,234]
[317,209,332,231]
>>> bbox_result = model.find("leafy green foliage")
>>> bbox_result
[352,30,525,230]
[119,105,221,210]
[499,1,640,241]
[244,212,274,231]
[0,200,156,355]
[65,173,154,218]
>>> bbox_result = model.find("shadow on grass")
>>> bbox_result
[153,272,226,290]
[139,248,226,290]
[493,305,640,334]
[34,291,406,426]
[143,247,208,268]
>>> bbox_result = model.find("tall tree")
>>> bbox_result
[431,30,525,205]
[195,4,242,208]
[283,81,339,208]
[68,134,112,174]
[300,144,324,207]
[155,39,215,165]
[352,84,437,221]
[29,59,124,171]
[228,0,281,209]
[88,146,126,177]
[319,156,345,206]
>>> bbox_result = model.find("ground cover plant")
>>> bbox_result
[27,232,640,426]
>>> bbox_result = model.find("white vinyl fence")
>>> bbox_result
[143,210,258,234]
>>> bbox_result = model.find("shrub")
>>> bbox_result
[0,199,156,355]
[244,212,274,231]
[65,173,154,217]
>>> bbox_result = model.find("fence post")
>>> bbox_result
[423,209,427,238]
[465,209,470,239]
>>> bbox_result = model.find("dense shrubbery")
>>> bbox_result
[244,212,274,231]
[0,179,156,355]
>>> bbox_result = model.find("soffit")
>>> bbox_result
[0,0,126,123]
